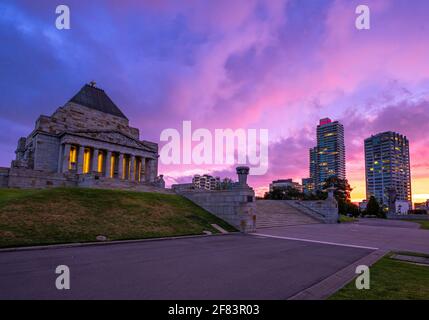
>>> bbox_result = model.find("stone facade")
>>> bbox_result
[0,168,10,187]
[173,167,257,233]
[172,168,339,231]
[180,188,256,233]
[3,83,163,190]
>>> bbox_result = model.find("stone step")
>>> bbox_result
[255,200,320,229]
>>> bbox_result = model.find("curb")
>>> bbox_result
[288,249,388,300]
[0,232,240,253]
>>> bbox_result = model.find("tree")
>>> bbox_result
[322,176,352,203]
[322,176,357,215]
[219,177,234,190]
[264,186,303,200]
[342,201,360,217]
[303,190,327,201]
[365,196,385,218]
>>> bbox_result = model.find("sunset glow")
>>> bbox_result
[0,0,428,204]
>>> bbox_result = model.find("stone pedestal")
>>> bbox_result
[388,188,397,216]
[325,187,339,223]
[236,166,250,186]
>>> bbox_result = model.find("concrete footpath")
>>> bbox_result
[254,218,429,299]
[256,219,429,255]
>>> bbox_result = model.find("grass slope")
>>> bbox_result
[0,188,236,248]
[339,215,357,223]
[330,253,429,300]
[405,220,429,230]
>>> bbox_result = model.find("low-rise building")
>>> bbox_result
[269,179,303,192]
[414,200,429,212]
[192,174,220,191]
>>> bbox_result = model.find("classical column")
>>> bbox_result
[137,157,142,182]
[152,157,158,180]
[61,144,71,173]
[77,145,85,174]
[118,153,124,179]
[57,144,63,173]
[138,157,144,182]
[145,158,157,182]
[129,155,136,181]
[105,151,112,178]
[144,158,150,182]
[92,148,99,173]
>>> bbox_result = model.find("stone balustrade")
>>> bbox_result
[286,189,339,224]
[174,166,257,233]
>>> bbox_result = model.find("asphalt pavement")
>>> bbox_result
[0,234,372,300]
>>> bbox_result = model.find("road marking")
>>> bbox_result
[252,233,379,250]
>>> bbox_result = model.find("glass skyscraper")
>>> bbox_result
[309,118,346,190]
[364,131,411,206]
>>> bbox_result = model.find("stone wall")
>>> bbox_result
[78,173,173,194]
[177,187,257,233]
[33,133,61,172]
[7,168,77,189]
[171,183,194,193]
[5,167,169,192]
[0,168,9,187]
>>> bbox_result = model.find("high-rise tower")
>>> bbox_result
[309,118,346,189]
[364,131,411,206]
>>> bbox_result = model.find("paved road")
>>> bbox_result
[0,234,371,300]
[355,218,421,229]
[256,218,429,255]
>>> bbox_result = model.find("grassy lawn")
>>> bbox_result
[330,253,429,300]
[339,215,357,223]
[405,220,429,230]
[0,188,236,248]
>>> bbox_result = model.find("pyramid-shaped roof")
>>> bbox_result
[69,83,128,120]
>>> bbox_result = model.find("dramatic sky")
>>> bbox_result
[1,0,428,202]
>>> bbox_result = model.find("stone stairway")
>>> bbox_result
[256,200,320,229]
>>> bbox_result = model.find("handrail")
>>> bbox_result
[285,201,326,222]
[294,201,326,218]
